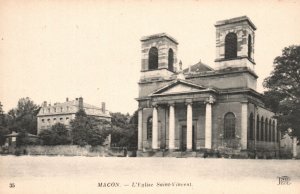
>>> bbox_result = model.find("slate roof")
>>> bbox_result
[37,99,111,118]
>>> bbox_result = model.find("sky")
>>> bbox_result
[0,0,300,114]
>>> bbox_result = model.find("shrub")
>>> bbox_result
[39,123,71,145]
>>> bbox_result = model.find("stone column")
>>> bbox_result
[274,121,277,143]
[270,121,273,142]
[205,96,215,149]
[152,105,159,150]
[241,102,248,150]
[168,103,175,150]
[138,108,143,150]
[254,111,257,149]
[292,136,297,159]
[278,126,281,144]
[186,102,193,151]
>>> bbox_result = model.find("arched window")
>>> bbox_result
[225,33,237,59]
[147,116,153,140]
[148,47,158,70]
[168,48,174,72]
[224,112,236,139]
[256,115,260,141]
[265,118,268,142]
[260,116,264,141]
[249,113,254,140]
[248,34,252,59]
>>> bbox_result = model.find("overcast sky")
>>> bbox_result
[0,0,300,114]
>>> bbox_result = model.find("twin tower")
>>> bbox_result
[139,16,257,80]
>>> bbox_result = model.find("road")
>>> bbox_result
[0,156,299,194]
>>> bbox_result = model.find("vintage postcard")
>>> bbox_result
[0,0,300,194]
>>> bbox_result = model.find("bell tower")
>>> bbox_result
[214,16,256,71]
[140,33,178,81]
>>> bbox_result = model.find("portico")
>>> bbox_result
[137,79,217,152]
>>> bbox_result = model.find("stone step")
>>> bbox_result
[179,151,197,158]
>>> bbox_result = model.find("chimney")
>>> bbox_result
[101,102,106,113]
[66,97,69,102]
[78,97,83,110]
[43,101,47,107]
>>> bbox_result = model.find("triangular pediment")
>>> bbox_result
[151,80,209,96]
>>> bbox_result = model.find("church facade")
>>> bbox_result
[136,16,280,158]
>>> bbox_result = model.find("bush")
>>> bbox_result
[16,129,40,146]
[39,123,71,145]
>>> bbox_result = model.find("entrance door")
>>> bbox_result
[181,125,195,151]
[181,126,187,151]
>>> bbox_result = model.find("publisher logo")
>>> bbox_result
[277,176,291,185]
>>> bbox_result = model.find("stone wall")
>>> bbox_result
[187,69,257,90]
[212,101,242,149]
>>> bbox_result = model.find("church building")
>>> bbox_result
[136,16,280,158]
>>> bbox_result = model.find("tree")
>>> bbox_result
[86,120,110,146]
[0,102,5,126]
[110,111,138,148]
[0,126,10,145]
[110,112,130,128]
[263,45,300,138]
[70,110,110,146]
[39,123,71,145]
[0,102,10,145]
[8,97,40,134]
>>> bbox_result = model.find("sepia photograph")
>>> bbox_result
[0,0,300,193]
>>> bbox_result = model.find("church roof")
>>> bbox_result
[215,16,257,30]
[183,61,214,74]
[140,33,178,44]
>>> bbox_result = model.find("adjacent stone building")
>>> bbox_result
[136,16,280,158]
[37,97,111,134]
